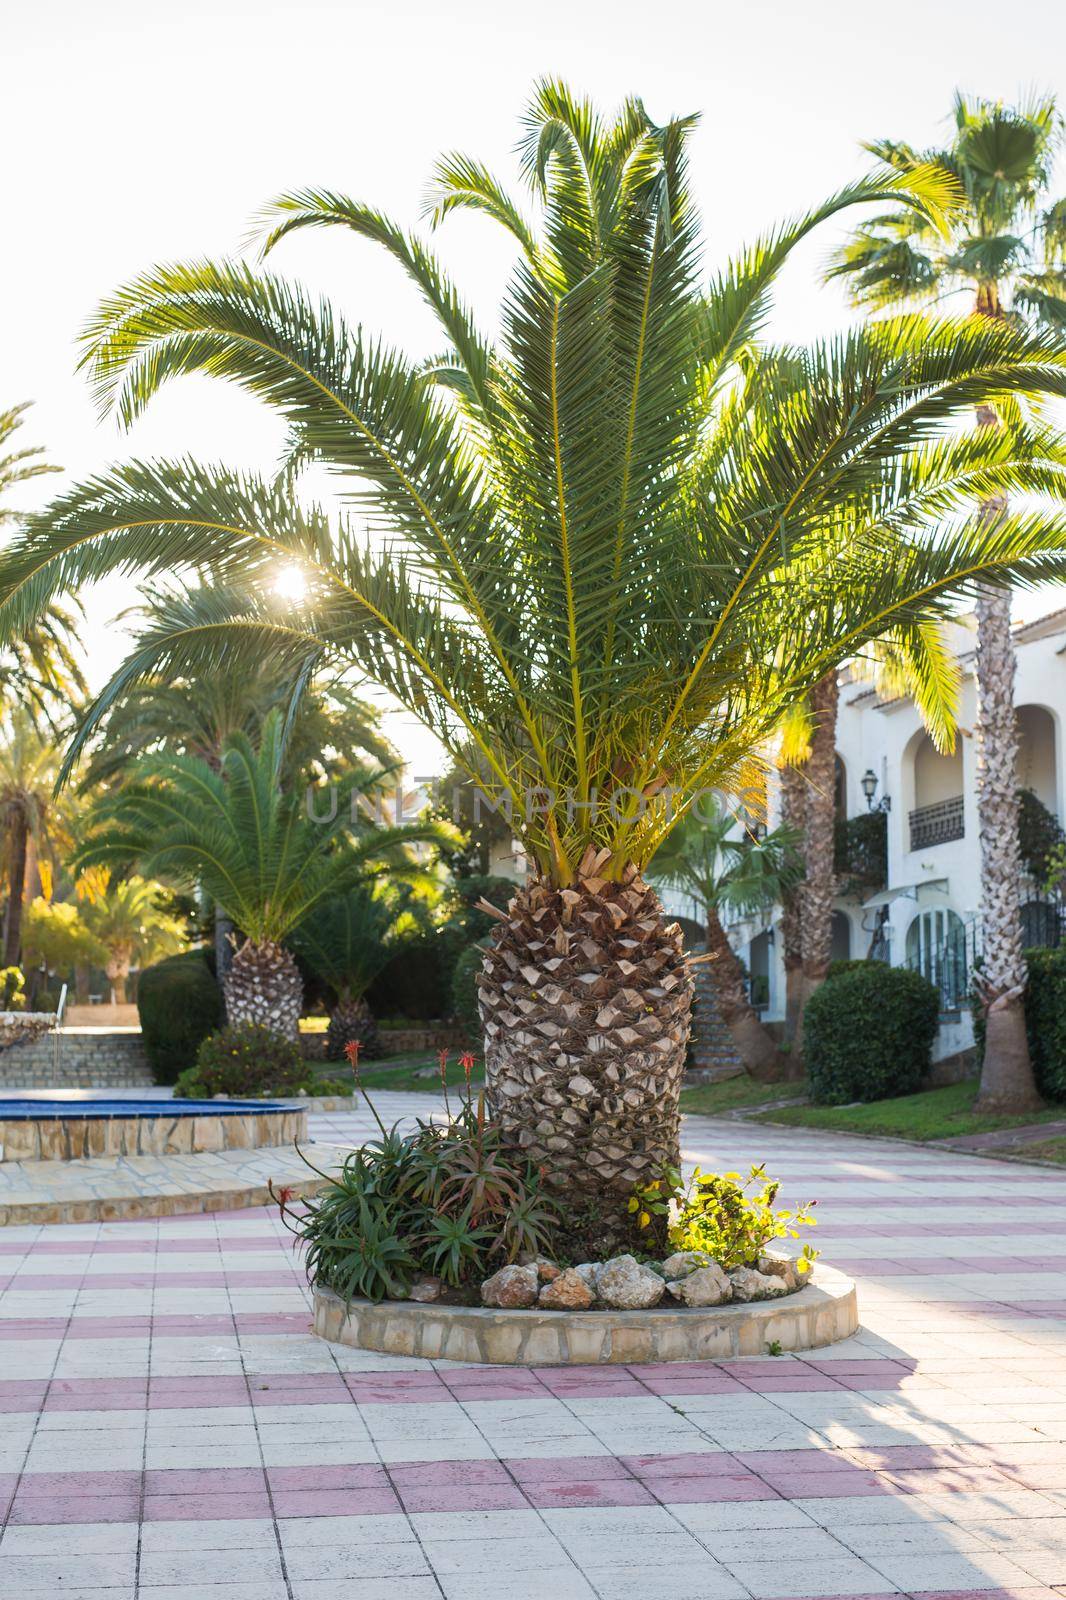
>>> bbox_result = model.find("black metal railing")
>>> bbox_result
[909,794,964,851]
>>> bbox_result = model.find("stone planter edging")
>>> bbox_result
[312,1262,857,1364]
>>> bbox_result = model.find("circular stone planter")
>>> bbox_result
[312,1262,857,1365]
[0,1099,307,1163]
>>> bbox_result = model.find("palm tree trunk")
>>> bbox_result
[703,907,785,1081]
[223,938,303,1040]
[969,388,1041,1113]
[2,812,29,969]
[478,870,692,1219]
[778,759,806,1042]
[326,993,382,1061]
[795,672,839,1049]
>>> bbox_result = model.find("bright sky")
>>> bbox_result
[5,0,1066,773]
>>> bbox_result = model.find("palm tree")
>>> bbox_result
[831,92,1066,1113]
[0,710,71,966]
[291,884,418,1059]
[0,404,84,728]
[7,88,1066,1209]
[81,876,186,1003]
[73,711,446,1036]
[648,800,801,1078]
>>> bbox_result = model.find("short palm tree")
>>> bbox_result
[831,91,1066,1112]
[6,87,1066,1206]
[81,876,186,1004]
[291,885,417,1059]
[74,711,448,1036]
[648,801,801,1078]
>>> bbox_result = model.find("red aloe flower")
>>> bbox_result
[459,1051,476,1082]
[344,1039,362,1074]
[437,1048,449,1083]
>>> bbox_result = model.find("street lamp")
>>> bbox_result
[861,769,891,812]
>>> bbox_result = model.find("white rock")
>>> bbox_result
[660,1250,715,1280]
[573,1263,600,1295]
[596,1254,665,1310]
[757,1253,800,1291]
[728,1266,790,1302]
[667,1263,733,1306]
[481,1264,539,1308]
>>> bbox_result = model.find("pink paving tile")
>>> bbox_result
[389,1461,512,1488]
[144,1468,266,1495]
[15,1470,142,1499]
[271,1487,402,1518]
[397,1483,531,1513]
[142,1493,273,1522]
[520,1477,658,1509]
[754,1472,892,1498]
[621,1452,742,1479]
[639,1373,749,1395]
[646,1474,782,1504]
[9,1494,142,1525]
[507,1456,633,1485]
[266,1465,386,1492]
[736,1370,848,1391]
[736,1450,859,1474]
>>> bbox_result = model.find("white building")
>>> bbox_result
[726,606,1066,1061]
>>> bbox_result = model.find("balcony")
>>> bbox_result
[909,794,964,852]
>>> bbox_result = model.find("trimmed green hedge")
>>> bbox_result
[973,945,1066,1103]
[137,948,222,1085]
[451,942,486,1044]
[805,962,940,1105]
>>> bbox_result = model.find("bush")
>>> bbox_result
[805,963,939,1104]
[973,946,1066,1103]
[451,942,486,1043]
[0,967,25,1010]
[632,1161,819,1273]
[138,948,222,1084]
[175,1022,307,1099]
[281,1083,558,1302]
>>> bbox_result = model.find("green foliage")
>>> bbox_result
[175,1021,306,1099]
[631,1161,818,1272]
[451,942,486,1043]
[0,966,25,1010]
[137,948,222,1085]
[833,810,888,894]
[291,884,419,1004]
[365,933,453,1022]
[805,963,940,1104]
[1017,788,1066,884]
[974,945,1066,1103]
[9,92,1066,888]
[648,798,802,920]
[22,898,105,974]
[283,1083,558,1302]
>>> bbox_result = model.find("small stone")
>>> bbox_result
[481,1264,539,1309]
[666,1262,733,1306]
[597,1254,665,1310]
[537,1258,561,1282]
[539,1269,595,1310]
[729,1266,790,1303]
[660,1250,715,1280]
[757,1253,800,1291]
[573,1262,600,1294]
[407,1275,443,1303]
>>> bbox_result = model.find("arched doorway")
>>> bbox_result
[906,907,966,1008]
[830,910,851,963]
[749,929,772,1011]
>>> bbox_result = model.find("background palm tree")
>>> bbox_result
[648,800,801,1078]
[291,884,419,1060]
[0,710,72,965]
[74,711,447,1036]
[0,403,84,729]
[81,875,186,1003]
[8,87,1066,1217]
[832,91,1066,1112]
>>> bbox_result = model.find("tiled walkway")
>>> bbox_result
[3,1095,1066,1599]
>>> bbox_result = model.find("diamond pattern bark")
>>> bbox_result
[477,866,693,1196]
[222,938,303,1041]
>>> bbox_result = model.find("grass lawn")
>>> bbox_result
[679,1075,808,1117]
[309,1052,483,1095]
[752,1078,1066,1141]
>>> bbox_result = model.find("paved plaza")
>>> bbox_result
[3,1095,1066,1599]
